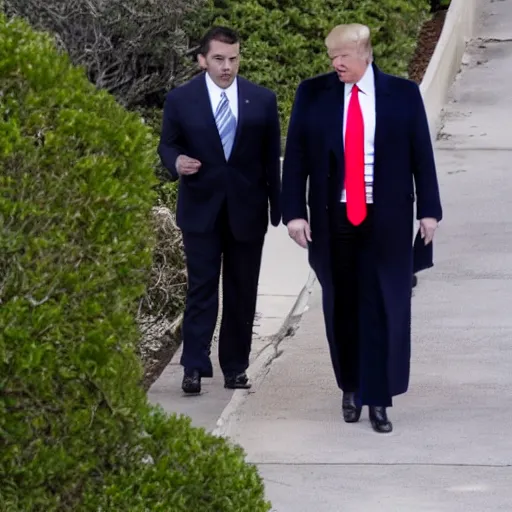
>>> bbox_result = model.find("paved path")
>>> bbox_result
[221,1,512,509]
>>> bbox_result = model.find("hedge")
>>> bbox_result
[0,15,269,511]
[199,0,431,131]
[4,0,190,344]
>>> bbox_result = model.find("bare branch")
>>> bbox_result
[4,0,206,108]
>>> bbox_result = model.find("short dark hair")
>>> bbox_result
[199,26,240,56]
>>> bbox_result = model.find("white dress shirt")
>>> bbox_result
[341,64,376,204]
[205,72,239,121]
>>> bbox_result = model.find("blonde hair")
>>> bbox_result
[325,24,373,60]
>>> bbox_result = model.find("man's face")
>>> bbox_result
[328,41,369,84]
[198,40,240,89]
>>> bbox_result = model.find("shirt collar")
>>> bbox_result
[345,64,374,96]
[205,72,238,96]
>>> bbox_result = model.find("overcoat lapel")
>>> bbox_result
[324,64,393,170]
[325,74,345,167]
[373,63,393,175]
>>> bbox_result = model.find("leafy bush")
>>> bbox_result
[3,0,191,376]
[197,0,430,131]
[0,15,269,511]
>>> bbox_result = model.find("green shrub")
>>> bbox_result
[3,1,193,331]
[0,15,269,511]
[196,0,430,132]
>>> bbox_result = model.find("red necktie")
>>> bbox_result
[344,84,366,225]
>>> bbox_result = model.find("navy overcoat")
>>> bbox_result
[282,65,442,396]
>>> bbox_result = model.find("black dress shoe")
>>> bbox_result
[224,372,252,389]
[369,406,393,433]
[342,392,362,423]
[182,369,201,394]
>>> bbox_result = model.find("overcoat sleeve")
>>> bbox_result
[282,83,310,224]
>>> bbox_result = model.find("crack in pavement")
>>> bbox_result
[436,147,512,151]
[474,37,512,44]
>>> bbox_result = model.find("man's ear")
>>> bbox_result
[197,53,207,70]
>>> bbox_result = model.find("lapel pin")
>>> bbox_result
[245,99,250,104]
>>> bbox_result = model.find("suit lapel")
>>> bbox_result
[194,73,247,163]
[193,73,225,160]
[230,78,247,159]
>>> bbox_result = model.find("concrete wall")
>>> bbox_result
[420,0,478,140]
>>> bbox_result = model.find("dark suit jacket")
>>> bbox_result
[158,73,281,241]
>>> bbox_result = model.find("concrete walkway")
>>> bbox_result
[219,1,512,510]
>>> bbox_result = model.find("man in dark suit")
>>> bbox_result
[158,26,281,394]
[282,24,442,433]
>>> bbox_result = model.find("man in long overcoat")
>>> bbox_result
[282,23,442,433]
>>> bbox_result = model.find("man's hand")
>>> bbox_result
[287,219,312,248]
[176,155,201,176]
[420,217,438,245]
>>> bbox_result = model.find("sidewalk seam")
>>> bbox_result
[212,269,317,438]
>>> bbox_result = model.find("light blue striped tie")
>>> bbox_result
[215,92,236,160]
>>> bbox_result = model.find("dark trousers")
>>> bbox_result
[181,203,264,378]
[330,203,392,407]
